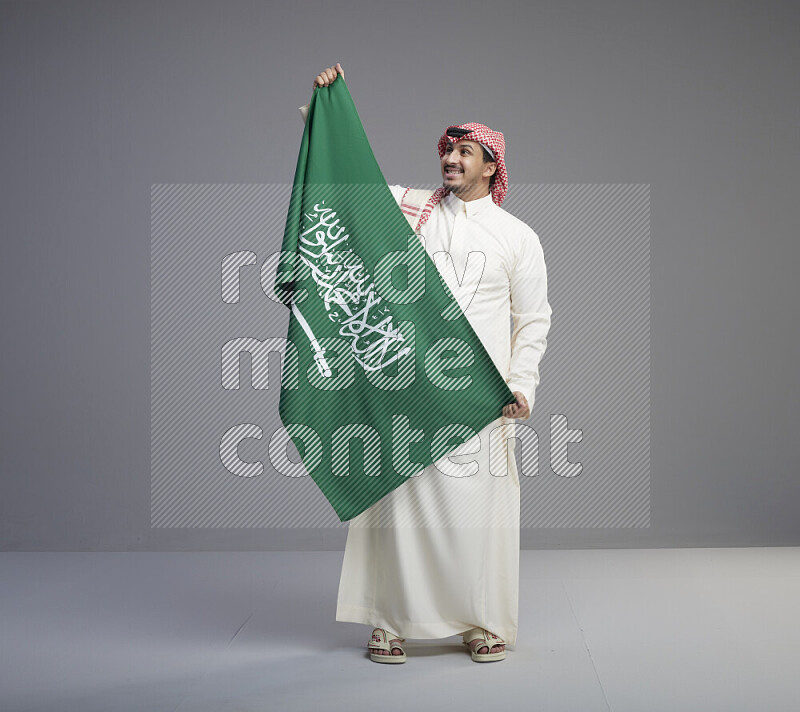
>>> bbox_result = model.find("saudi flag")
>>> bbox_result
[275,76,516,521]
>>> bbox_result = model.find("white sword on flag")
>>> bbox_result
[291,302,333,378]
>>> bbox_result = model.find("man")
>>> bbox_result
[299,64,552,663]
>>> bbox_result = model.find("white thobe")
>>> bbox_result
[334,185,552,647]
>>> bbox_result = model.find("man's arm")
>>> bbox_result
[504,230,552,417]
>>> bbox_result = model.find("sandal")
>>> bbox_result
[368,628,407,663]
[461,627,506,662]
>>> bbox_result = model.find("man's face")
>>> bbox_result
[440,139,496,196]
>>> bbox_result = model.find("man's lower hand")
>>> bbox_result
[502,392,530,420]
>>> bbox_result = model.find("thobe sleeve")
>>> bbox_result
[506,230,552,412]
[387,184,407,205]
[299,102,310,124]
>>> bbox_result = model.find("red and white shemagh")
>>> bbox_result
[416,122,508,231]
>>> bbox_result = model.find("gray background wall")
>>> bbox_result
[1,0,797,550]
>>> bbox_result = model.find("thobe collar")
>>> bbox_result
[442,190,494,219]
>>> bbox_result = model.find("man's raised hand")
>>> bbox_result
[502,392,530,420]
[313,63,345,91]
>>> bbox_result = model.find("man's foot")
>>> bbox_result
[368,628,407,662]
[468,637,505,655]
[462,627,506,661]
[371,638,404,656]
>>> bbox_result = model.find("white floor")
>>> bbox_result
[0,547,798,712]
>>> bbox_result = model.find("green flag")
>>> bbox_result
[275,77,516,521]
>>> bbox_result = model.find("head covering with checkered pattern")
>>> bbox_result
[416,122,508,231]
